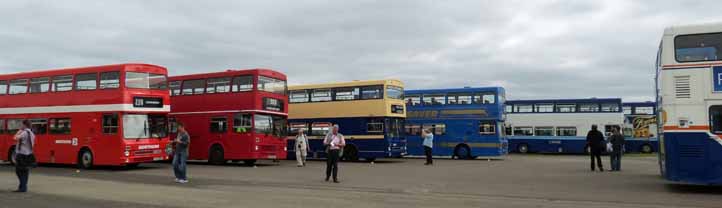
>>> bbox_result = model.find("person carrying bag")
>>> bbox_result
[14,120,36,193]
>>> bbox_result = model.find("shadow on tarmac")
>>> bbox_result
[665,183,722,194]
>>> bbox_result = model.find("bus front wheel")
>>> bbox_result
[209,145,226,165]
[8,147,16,165]
[78,149,94,169]
[517,144,529,154]
[641,144,653,154]
[454,145,472,160]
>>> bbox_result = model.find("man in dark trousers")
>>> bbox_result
[586,125,605,172]
[609,127,625,171]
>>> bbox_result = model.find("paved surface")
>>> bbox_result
[0,155,721,208]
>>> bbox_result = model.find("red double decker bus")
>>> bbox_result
[0,63,172,169]
[168,69,288,165]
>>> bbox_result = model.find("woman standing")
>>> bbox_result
[14,120,35,193]
[295,128,311,167]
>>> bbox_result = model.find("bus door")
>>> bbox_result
[48,117,75,164]
[95,113,121,164]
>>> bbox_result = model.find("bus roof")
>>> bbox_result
[506,98,622,104]
[664,22,722,36]
[168,68,286,81]
[288,79,403,90]
[0,63,164,77]
[405,86,504,94]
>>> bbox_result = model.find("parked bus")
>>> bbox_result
[506,98,623,154]
[656,22,722,185]
[403,87,507,159]
[0,63,171,169]
[286,79,406,162]
[168,69,288,165]
[622,102,658,153]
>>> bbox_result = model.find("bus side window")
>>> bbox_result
[0,119,5,134]
[367,119,384,134]
[479,121,496,135]
[30,119,48,135]
[168,117,178,134]
[210,117,228,133]
[102,114,119,134]
[709,106,722,134]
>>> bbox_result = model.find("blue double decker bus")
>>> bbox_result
[403,87,507,159]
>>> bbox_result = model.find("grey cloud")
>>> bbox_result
[1,0,721,102]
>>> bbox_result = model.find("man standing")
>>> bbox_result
[14,120,35,193]
[173,123,190,183]
[609,127,625,171]
[421,129,434,165]
[295,128,311,167]
[323,125,345,183]
[586,125,605,172]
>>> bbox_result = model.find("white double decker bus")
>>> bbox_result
[657,22,722,185]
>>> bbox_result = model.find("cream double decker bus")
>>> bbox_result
[286,79,406,162]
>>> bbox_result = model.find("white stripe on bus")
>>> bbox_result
[169,109,288,116]
[0,104,170,115]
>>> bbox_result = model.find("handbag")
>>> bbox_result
[15,154,37,168]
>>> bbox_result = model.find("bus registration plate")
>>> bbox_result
[153,157,163,161]
[267,155,277,159]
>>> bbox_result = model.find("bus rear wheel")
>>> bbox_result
[454,145,472,160]
[641,144,653,154]
[517,144,529,154]
[209,145,226,165]
[343,145,359,162]
[78,149,94,169]
[243,160,257,166]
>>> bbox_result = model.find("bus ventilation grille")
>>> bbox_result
[674,76,691,99]
[678,145,704,158]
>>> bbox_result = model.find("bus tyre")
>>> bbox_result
[209,145,226,165]
[243,160,257,166]
[126,163,140,169]
[641,144,653,154]
[8,147,16,165]
[454,145,472,160]
[78,149,94,169]
[343,145,359,162]
[517,144,529,154]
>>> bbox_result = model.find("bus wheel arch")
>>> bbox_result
[516,143,530,154]
[342,144,359,162]
[78,147,94,169]
[454,144,472,160]
[208,144,226,165]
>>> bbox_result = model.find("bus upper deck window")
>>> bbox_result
[674,33,722,62]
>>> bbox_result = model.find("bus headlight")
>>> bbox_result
[284,146,288,152]
[255,146,260,151]
[125,146,131,157]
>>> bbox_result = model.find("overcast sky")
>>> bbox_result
[1,1,721,101]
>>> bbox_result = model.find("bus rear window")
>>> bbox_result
[126,72,167,90]
[258,76,286,95]
[675,33,722,62]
